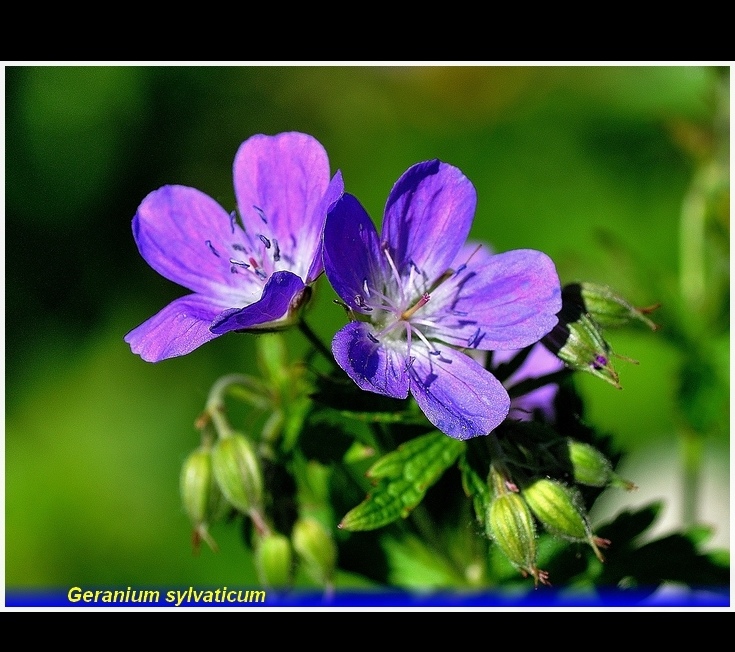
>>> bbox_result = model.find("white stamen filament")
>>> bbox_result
[381,244,406,306]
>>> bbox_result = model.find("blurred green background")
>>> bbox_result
[5,65,729,591]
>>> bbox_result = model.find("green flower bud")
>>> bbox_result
[566,439,638,491]
[565,282,660,331]
[486,492,548,586]
[542,302,621,388]
[255,532,293,589]
[180,446,229,553]
[522,478,588,540]
[211,433,264,514]
[566,439,613,487]
[291,517,338,587]
[522,478,606,562]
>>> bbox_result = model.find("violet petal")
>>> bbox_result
[408,346,510,440]
[233,132,331,281]
[382,160,476,284]
[133,185,252,300]
[305,170,345,284]
[323,193,387,313]
[430,249,562,350]
[124,294,226,362]
[332,321,410,399]
[210,270,306,334]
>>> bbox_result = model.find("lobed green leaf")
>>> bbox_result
[339,432,465,531]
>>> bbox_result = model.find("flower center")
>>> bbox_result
[203,206,297,289]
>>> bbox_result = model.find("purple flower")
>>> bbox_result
[322,159,562,440]
[125,132,343,362]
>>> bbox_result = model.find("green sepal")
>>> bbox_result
[521,478,590,542]
[339,432,465,531]
[569,282,660,331]
[180,445,229,553]
[486,492,546,586]
[566,439,614,487]
[292,517,338,586]
[211,433,264,514]
[543,303,621,388]
[255,532,293,589]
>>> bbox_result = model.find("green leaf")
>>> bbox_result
[381,534,464,589]
[339,432,465,531]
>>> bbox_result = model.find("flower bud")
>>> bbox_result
[566,439,613,487]
[542,302,621,388]
[521,478,605,562]
[291,517,338,587]
[255,532,293,589]
[565,439,637,491]
[180,446,229,553]
[522,478,588,540]
[486,492,547,586]
[564,282,660,331]
[211,433,264,514]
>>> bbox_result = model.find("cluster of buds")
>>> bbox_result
[484,438,627,585]
[253,516,338,591]
[179,343,339,593]
[542,282,659,387]
[180,429,266,553]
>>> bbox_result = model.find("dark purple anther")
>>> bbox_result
[253,205,267,224]
[593,355,607,370]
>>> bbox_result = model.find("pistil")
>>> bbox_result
[401,293,431,321]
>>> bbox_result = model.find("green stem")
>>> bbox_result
[298,319,336,367]
[205,373,253,439]
[680,426,704,528]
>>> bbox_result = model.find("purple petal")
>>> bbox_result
[124,294,226,362]
[408,346,510,440]
[332,322,410,399]
[233,132,332,280]
[323,193,387,313]
[304,170,345,284]
[450,240,495,268]
[495,344,564,421]
[210,271,306,334]
[133,185,255,301]
[429,249,562,350]
[382,160,476,284]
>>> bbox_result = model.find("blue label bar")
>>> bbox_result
[5,587,730,608]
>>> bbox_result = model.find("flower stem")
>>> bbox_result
[205,373,253,439]
[298,319,336,367]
